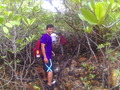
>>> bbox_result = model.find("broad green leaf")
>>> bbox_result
[17,38,24,43]
[5,22,13,28]
[22,17,29,25]
[111,2,118,11]
[0,16,4,24]
[110,0,114,4]
[78,14,86,21]
[95,2,106,21]
[8,11,13,19]
[27,18,31,25]
[72,0,81,4]
[0,24,2,27]
[10,21,21,26]
[90,0,95,11]
[0,4,7,9]
[3,27,9,34]
[13,15,21,20]
[81,8,98,25]
[30,18,36,25]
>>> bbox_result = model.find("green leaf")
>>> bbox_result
[10,21,21,26]
[110,0,114,4]
[30,18,36,25]
[8,11,13,19]
[33,85,40,90]
[13,15,21,20]
[27,18,31,25]
[0,24,2,27]
[0,4,7,9]
[72,0,81,4]
[5,22,13,28]
[22,17,29,25]
[95,2,106,21]
[90,0,95,11]
[85,26,92,33]
[81,8,98,25]
[0,15,4,24]
[3,27,9,34]
[98,44,105,49]
[17,38,24,43]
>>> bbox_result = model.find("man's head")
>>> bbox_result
[46,24,54,35]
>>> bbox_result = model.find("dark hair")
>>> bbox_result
[46,24,54,29]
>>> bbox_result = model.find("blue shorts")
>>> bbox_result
[44,59,53,72]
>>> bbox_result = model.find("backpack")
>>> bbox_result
[61,35,67,45]
[33,40,42,58]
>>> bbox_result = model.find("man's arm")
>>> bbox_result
[52,51,55,56]
[41,43,48,63]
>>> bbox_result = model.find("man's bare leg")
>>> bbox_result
[47,71,53,86]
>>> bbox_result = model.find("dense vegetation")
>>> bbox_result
[0,0,120,90]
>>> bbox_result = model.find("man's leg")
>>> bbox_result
[47,71,53,86]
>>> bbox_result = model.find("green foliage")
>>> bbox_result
[97,42,110,49]
[79,0,120,26]
[82,63,87,67]
[22,17,36,26]
[33,85,40,90]
[3,27,9,34]
[0,15,4,24]
[79,8,98,25]
[72,0,81,4]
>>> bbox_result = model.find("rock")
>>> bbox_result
[109,68,120,88]
[92,86,108,90]
[65,83,72,90]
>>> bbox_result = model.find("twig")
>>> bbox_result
[103,19,120,28]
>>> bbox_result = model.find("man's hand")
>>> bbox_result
[44,57,48,64]
[52,51,55,56]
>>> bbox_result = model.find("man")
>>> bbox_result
[41,24,55,89]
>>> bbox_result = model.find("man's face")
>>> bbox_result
[47,27,54,35]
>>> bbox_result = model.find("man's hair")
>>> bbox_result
[46,24,54,29]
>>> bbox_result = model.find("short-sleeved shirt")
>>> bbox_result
[41,34,52,60]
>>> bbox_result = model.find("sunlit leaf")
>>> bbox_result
[78,14,86,21]
[5,22,13,28]
[33,85,40,90]
[22,17,29,25]
[0,4,7,9]
[98,44,105,49]
[72,0,81,4]
[81,8,98,25]
[0,24,2,27]
[30,18,36,25]
[90,0,95,11]
[17,38,24,43]
[10,21,21,26]
[13,15,21,20]
[3,27,9,34]
[8,11,14,19]
[95,2,106,21]
[0,15,4,24]
[110,0,114,4]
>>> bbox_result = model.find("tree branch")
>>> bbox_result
[103,19,120,28]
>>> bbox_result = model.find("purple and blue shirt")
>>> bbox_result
[41,34,52,60]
